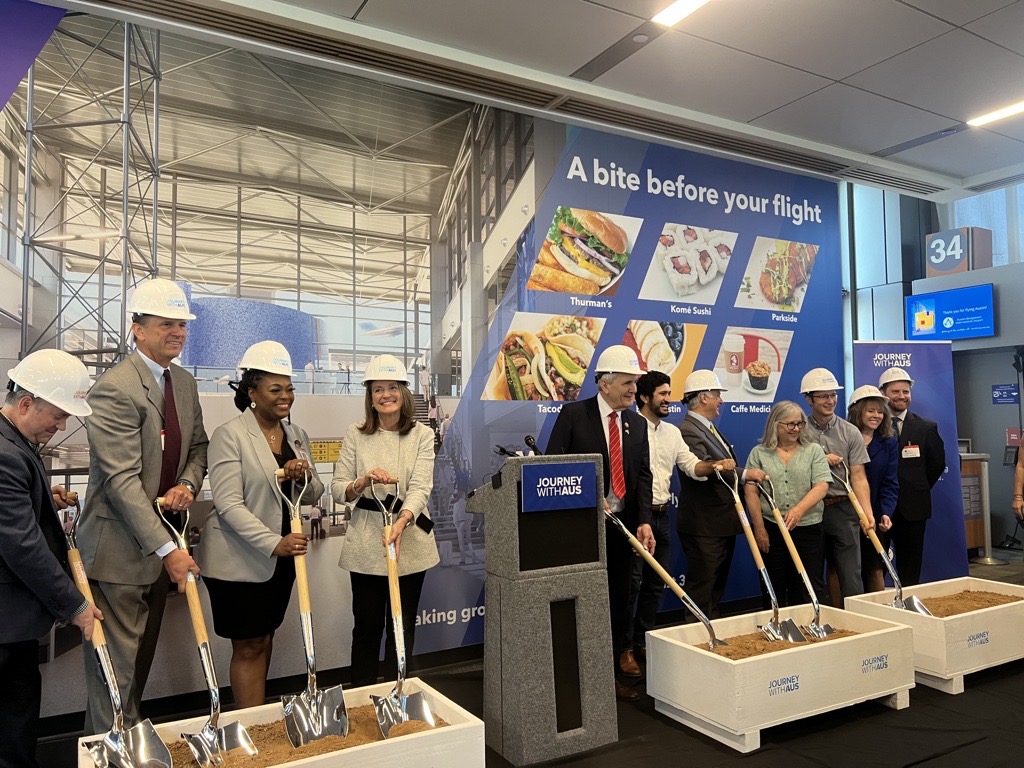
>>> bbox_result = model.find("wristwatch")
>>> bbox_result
[177,479,197,496]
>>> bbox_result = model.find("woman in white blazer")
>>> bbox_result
[331,354,438,687]
[201,341,323,707]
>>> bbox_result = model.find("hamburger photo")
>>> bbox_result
[527,207,631,295]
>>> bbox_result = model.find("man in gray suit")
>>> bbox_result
[1,350,102,767]
[79,278,208,734]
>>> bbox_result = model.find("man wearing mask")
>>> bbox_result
[78,278,208,734]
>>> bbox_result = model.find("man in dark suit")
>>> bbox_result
[79,278,208,734]
[547,345,654,702]
[677,370,764,618]
[0,350,102,768]
[878,367,945,586]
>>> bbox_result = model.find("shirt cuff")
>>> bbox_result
[155,541,177,558]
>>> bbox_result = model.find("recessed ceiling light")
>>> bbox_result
[967,99,1024,127]
[633,34,650,43]
[652,0,711,27]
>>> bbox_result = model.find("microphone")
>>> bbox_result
[494,444,515,457]
[524,435,542,455]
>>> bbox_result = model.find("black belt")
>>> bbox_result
[823,495,849,507]
[651,503,669,513]
[355,495,404,513]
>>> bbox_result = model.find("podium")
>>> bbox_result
[467,454,616,765]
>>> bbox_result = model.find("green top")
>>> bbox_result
[746,443,831,526]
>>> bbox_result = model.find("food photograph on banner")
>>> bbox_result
[713,326,793,403]
[638,223,740,305]
[734,236,819,313]
[620,319,706,399]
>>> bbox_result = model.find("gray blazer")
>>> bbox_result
[79,351,209,585]
[200,409,324,582]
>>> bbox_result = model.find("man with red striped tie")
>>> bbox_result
[547,345,654,702]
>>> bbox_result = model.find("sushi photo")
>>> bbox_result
[638,223,739,305]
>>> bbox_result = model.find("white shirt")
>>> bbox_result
[597,394,624,514]
[687,410,748,483]
[138,350,169,394]
[639,411,706,505]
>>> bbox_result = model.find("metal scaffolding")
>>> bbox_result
[21,20,159,368]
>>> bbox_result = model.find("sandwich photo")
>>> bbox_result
[527,207,634,295]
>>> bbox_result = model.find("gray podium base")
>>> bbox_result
[484,569,617,765]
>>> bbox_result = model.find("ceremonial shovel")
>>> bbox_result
[156,499,258,766]
[369,479,434,737]
[65,494,173,768]
[603,510,727,650]
[273,467,350,746]
[715,469,805,643]
[830,461,933,616]
[755,479,834,639]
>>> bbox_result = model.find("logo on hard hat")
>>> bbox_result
[273,357,289,368]
[380,364,398,372]
[74,391,88,400]
[168,298,186,308]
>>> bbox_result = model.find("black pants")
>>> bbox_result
[892,512,927,586]
[679,532,737,619]
[0,639,41,768]
[761,522,828,608]
[349,569,426,688]
[605,518,634,672]
[628,509,671,649]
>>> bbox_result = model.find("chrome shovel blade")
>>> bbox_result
[778,617,809,643]
[283,686,349,747]
[84,719,173,768]
[800,622,836,639]
[896,593,934,616]
[371,690,434,738]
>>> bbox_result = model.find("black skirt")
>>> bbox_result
[204,441,298,640]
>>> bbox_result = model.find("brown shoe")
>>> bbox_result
[619,650,642,678]
[615,679,640,702]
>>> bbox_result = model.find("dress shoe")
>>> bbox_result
[615,680,640,702]
[633,645,647,663]
[619,649,642,678]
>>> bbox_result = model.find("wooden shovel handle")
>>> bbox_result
[768,507,807,575]
[621,529,688,603]
[734,502,767,570]
[67,547,105,647]
[847,493,886,555]
[384,524,402,617]
[183,575,208,645]
[291,516,311,614]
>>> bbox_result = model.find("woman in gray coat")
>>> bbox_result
[332,354,438,687]
[201,341,323,707]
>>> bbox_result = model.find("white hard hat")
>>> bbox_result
[799,367,843,394]
[362,354,410,385]
[594,345,642,375]
[849,384,889,407]
[127,278,195,320]
[7,349,93,417]
[238,341,293,377]
[878,366,914,388]
[684,369,727,395]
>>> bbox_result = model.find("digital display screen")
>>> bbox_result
[905,283,995,341]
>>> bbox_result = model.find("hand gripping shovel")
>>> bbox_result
[715,468,805,643]
[156,499,258,766]
[273,468,349,746]
[603,510,727,651]
[65,494,173,768]
[369,479,434,737]
[755,479,833,639]
[829,462,932,616]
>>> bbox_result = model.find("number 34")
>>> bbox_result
[929,233,963,264]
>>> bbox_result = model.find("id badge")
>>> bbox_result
[902,444,921,459]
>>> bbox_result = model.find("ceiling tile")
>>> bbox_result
[845,29,1024,121]
[899,0,1017,26]
[595,29,830,123]
[889,127,1024,177]
[966,1,1024,55]
[357,0,639,75]
[751,84,955,154]
[985,112,1024,143]
[669,0,951,80]
[585,0,667,19]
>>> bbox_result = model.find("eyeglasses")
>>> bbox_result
[779,421,805,429]
[811,393,838,401]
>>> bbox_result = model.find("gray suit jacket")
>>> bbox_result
[200,409,324,582]
[0,416,84,642]
[79,351,209,584]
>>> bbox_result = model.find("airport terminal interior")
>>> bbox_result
[5,1,1024,766]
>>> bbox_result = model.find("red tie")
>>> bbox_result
[159,369,182,496]
[608,411,626,500]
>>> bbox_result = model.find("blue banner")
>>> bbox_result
[521,462,597,513]
[852,340,968,582]
[0,1,63,111]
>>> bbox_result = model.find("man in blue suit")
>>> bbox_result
[0,350,102,768]
[547,345,654,701]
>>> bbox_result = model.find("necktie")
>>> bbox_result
[159,369,182,496]
[608,411,626,499]
[710,422,731,455]
[894,417,903,436]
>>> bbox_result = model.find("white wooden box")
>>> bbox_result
[844,576,1024,695]
[646,606,914,753]
[78,678,484,767]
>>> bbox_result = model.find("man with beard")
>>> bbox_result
[624,370,722,674]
